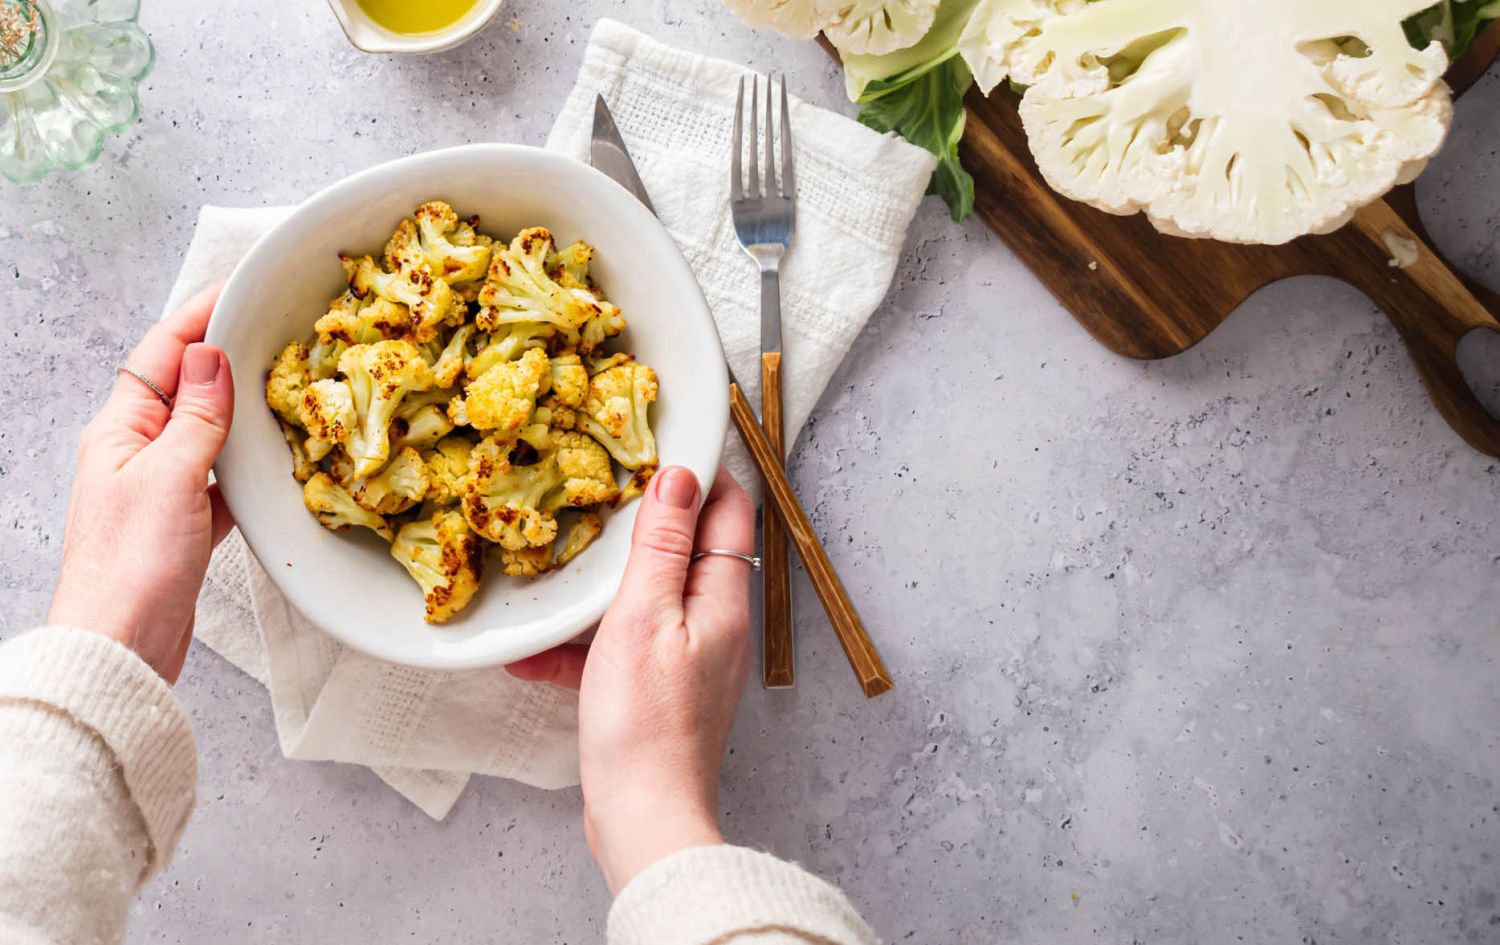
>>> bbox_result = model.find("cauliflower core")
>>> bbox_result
[962,0,1453,244]
[266,201,659,624]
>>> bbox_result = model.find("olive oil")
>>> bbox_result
[355,0,481,35]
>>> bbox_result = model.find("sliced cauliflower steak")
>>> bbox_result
[977,0,1452,244]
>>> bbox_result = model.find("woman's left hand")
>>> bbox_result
[48,286,235,683]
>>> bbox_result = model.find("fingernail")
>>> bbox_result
[655,467,698,509]
[183,344,220,385]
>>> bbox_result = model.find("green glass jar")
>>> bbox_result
[0,0,154,185]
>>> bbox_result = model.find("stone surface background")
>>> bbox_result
[1,2,1497,942]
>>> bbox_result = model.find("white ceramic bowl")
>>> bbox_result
[208,145,727,670]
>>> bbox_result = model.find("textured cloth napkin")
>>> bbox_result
[181,19,936,820]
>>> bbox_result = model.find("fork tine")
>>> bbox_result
[748,76,760,197]
[732,77,744,201]
[780,74,795,201]
[764,74,778,197]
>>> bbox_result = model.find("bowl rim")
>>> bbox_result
[207,143,728,670]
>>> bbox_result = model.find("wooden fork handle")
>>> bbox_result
[729,382,893,698]
[760,353,795,688]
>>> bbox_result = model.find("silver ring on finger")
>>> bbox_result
[119,365,173,407]
[691,548,762,571]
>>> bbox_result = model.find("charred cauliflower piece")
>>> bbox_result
[545,240,595,290]
[267,341,313,426]
[477,227,625,354]
[466,322,555,381]
[500,544,554,577]
[353,446,431,515]
[556,512,604,568]
[548,431,620,509]
[391,509,484,624]
[548,353,589,409]
[459,435,562,551]
[579,358,659,470]
[424,435,475,506]
[335,340,436,477]
[414,201,492,286]
[315,291,411,346]
[450,346,549,440]
[304,472,394,542]
[343,248,458,344]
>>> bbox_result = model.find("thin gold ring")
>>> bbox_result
[692,549,761,571]
[119,366,172,407]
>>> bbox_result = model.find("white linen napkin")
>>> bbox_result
[181,18,936,820]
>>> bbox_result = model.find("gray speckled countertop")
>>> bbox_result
[3,2,1499,943]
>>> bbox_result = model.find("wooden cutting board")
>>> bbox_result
[952,29,1500,456]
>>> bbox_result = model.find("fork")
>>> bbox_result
[732,73,796,690]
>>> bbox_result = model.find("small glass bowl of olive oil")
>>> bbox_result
[326,0,505,54]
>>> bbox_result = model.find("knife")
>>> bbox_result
[591,96,656,216]
[588,95,892,698]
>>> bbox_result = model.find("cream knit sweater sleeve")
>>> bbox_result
[0,627,875,945]
[608,845,879,945]
[0,627,196,945]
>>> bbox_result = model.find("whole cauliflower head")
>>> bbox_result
[391,509,484,624]
[963,0,1453,244]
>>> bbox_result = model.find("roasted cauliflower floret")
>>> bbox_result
[556,512,604,568]
[338,340,436,477]
[466,322,555,381]
[266,341,311,425]
[392,403,455,454]
[424,436,475,505]
[430,323,475,388]
[414,201,492,285]
[391,509,484,624]
[579,358,659,470]
[459,436,562,550]
[500,544,554,577]
[343,250,458,343]
[548,431,620,509]
[315,291,411,346]
[278,419,319,483]
[548,353,589,409]
[304,472,394,542]
[545,240,594,290]
[299,377,356,461]
[450,346,548,439]
[353,446,430,515]
[477,227,626,354]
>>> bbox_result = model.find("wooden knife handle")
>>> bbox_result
[729,382,893,698]
[1346,199,1500,457]
[760,353,795,689]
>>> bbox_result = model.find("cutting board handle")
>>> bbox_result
[1345,197,1500,456]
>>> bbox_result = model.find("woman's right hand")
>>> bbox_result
[507,466,756,893]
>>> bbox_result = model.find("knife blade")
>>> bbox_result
[590,95,656,216]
